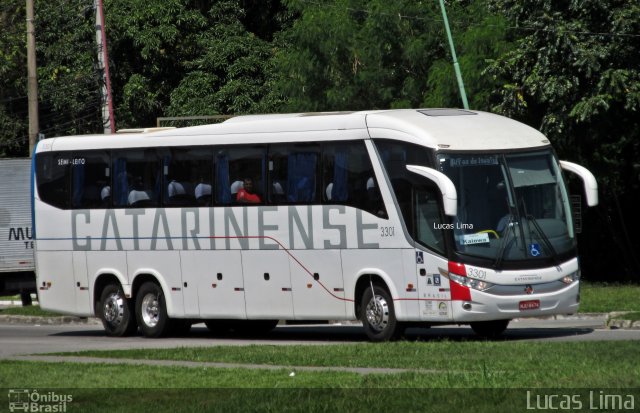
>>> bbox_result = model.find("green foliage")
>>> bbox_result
[167,2,274,116]
[0,1,29,155]
[272,1,509,112]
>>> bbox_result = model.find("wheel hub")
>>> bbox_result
[141,293,160,328]
[103,293,124,325]
[365,294,389,332]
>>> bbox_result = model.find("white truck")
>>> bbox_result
[0,158,36,305]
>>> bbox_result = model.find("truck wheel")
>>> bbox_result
[98,283,137,337]
[20,292,33,306]
[471,319,510,339]
[136,282,170,338]
[360,284,399,342]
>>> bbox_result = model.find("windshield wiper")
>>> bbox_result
[525,214,560,267]
[493,214,514,270]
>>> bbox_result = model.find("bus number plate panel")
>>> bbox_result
[518,300,540,311]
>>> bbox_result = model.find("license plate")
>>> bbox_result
[519,300,540,311]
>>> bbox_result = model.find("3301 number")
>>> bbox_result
[380,226,395,237]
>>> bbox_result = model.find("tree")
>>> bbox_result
[167,1,276,117]
[270,0,510,112]
[0,1,28,156]
[0,0,101,156]
[487,0,640,279]
[105,0,287,127]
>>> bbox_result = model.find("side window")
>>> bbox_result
[414,183,446,255]
[36,152,71,209]
[71,151,110,209]
[112,149,161,208]
[215,146,265,205]
[323,142,386,218]
[164,147,212,207]
[268,144,320,204]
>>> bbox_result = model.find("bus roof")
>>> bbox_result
[36,109,550,153]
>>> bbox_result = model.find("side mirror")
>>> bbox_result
[406,165,457,216]
[559,161,598,206]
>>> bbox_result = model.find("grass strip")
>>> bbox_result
[579,282,640,312]
[49,341,640,388]
[8,361,631,413]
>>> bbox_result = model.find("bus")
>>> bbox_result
[32,109,598,341]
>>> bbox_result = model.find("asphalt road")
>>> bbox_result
[1,318,639,358]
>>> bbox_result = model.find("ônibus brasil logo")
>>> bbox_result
[8,389,73,412]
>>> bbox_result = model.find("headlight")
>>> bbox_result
[449,273,494,291]
[561,270,580,285]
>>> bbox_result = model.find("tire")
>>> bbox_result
[135,282,171,338]
[470,319,510,339]
[360,284,399,342]
[98,283,137,337]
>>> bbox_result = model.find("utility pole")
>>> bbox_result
[95,0,115,133]
[438,0,469,110]
[26,0,39,155]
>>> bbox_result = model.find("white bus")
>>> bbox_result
[33,109,598,341]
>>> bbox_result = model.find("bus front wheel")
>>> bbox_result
[360,284,399,341]
[98,283,137,337]
[136,282,170,338]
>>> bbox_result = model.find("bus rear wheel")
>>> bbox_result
[360,284,399,342]
[136,282,171,338]
[98,283,137,337]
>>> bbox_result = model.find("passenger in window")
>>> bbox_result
[236,178,261,204]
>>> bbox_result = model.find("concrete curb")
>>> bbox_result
[0,314,101,325]
[606,312,640,330]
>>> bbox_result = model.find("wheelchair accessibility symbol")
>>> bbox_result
[529,243,541,257]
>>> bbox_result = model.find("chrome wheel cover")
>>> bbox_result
[103,292,124,326]
[365,294,390,332]
[141,292,160,328]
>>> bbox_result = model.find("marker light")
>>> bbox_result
[561,270,581,285]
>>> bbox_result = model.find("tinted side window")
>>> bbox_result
[415,183,446,255]
[268,144,320,204]
[36,152,71,209]
[164,147,213,207]
[323,142,386,218]
[215,146,266,205]
[375,140,434,226]
[71,151,110,209]
[112,149,161,208]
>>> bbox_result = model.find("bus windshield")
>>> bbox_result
[437,150,575,263]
